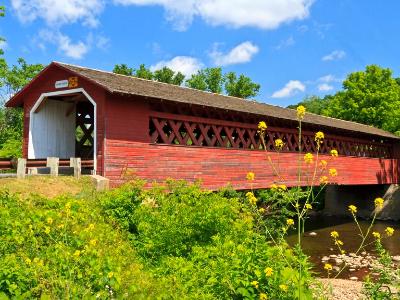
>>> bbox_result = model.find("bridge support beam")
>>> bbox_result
[324,184,400,221]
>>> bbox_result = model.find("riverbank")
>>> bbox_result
[318,278,364,300]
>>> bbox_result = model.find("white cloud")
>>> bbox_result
[210,41,259,66]
[318,74,336,83]
[11,0,104,27]
[271,80,305,98]
[274,36,295,50]
[114,0,315,31]
[0,40,8,51]
[322,50,346,61]
[318,83,333,91]
[39,30,89,59]
[151,56,204,77]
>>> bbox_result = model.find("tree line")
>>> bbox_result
[113,63,261,99]
[288,65,400,135]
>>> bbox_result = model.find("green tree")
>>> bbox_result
[133,64,153,80]
[153,67,184,85]
[323,65,400,134]
[113,64,133,76]
[186,67,224,94]
[224,72,260,99]
[287,95,328,115]
[0,58,44,157]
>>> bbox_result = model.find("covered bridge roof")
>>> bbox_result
[7,62,400,140]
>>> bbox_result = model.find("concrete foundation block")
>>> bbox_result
[17,158,27,179]
[91,175,110,191]
[46,157,59,176]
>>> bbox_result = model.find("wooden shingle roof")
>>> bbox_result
[9,61,400,140]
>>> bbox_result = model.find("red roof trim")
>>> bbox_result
[5,61,111,108]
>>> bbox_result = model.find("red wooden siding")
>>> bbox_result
[104,139,399,189]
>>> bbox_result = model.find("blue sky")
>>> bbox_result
[1,0,400,106]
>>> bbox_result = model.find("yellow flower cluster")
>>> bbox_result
[348,205,357,214]
[315,131,324,143]
[330,149,338,157]
[374,197,384,209]
[296,105,306,120]
[319,160,327,169]
[330,231,339,239]
[385,227,394,237]
[246,172,255,181]
[324,263,333,271]
[251,280,259,288]
[329,168,337,177]
[246,192,258,205]
[258,121,267,131]
[320,176,328,185]
[274,139,284,150]
[372,232,381,239]
[279,284,288,292]
[304,153,314,164]
[305,203,312,210]
[259,293,268,300]
[264,267,273,277]
[286,219,294,226]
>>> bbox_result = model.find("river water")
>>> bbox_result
[286,215,400,279]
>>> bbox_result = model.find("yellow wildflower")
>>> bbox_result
[87,224,95,231]
[334,240,344,246]
[57,224,65,229]
[259,293,268,300]
[315,131,324,143]
[330,149,338,157]
[278,184,287,191]
[374,197,384,209]
[65,202,71,210]
[304,153,314,164]
[305,203,312,210]
[385,227,394,237]
[258,121,267,131]
[330,231,339,239]
[246,172,255,181]
[296,105,306,120]
[73,250,81,258]
[320,176,328,184]
[46,217,53,225]
[372,232,381,239]
[108,272,114,279]
[319,160,327,168]
[44,226,51,234]
[25,258,32,265]
[274,139,284,150]
[251,280,259,289]
[246,192,258,205]
[324,263,333,271]
[270,184,278,190]
[286,219,294,226]
[348,205,357,214]
[329,168,338,177]
[89,239,98,246]
[264,267,273,277]
[279,284,288,292]
[258,208,265,214]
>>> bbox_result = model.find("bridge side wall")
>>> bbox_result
[104,138,399,189]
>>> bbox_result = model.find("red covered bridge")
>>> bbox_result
[6,62,400,189]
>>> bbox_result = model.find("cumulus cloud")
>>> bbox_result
[0,40,8,51]
[151,56,204,77]
[271,80,305,98]
[322,50,346,61]
[11,0,104,27]
[114,0,314,31]
[210,41,259,66]
[318,74,336,83]
[318,83,333,91]
[39,30,89,59]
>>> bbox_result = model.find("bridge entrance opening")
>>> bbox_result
[28,90,96,172]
